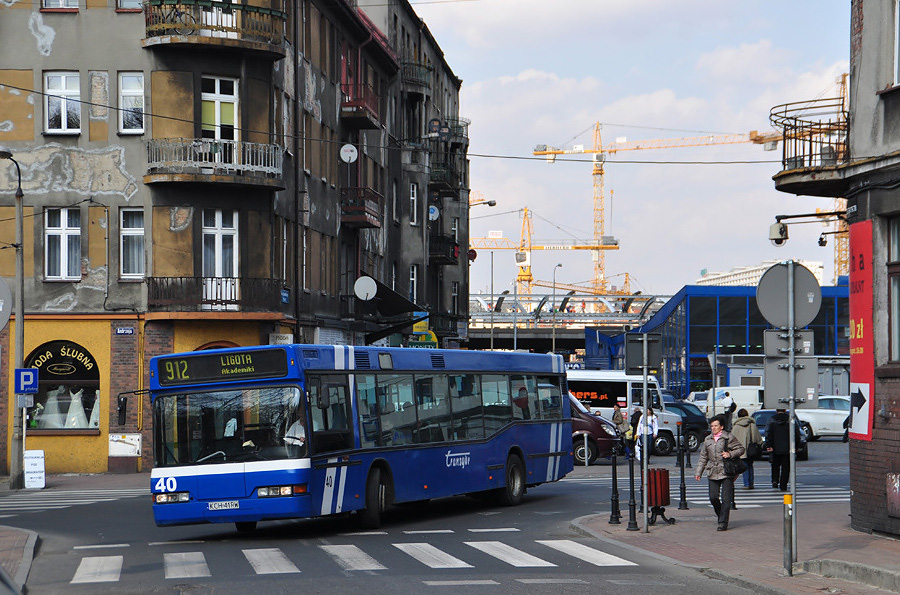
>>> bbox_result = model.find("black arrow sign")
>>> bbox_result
[850,386,867,427]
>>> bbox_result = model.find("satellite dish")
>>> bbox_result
[354,276,378,301]
[340,144,359,163]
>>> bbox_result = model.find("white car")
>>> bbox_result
[796,396,851,440]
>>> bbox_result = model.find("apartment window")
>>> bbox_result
[45,208,81,280]
[409,264,418,303]
[202,209,238,278]
[44,72,81,134]
[117,0,142,8]
[43,0,78,7]
[120,209,144,278]
[201,76,238,163]
[890,218,900,360]
[119,73,144,134]
[302,227,309,290]
[391,261,397,291]
[451,281,460,314]
[392,180,399,222]
[451,217,460,242]
[410,183,419,225]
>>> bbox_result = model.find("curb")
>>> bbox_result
[803,558,900,593]
[569,515,789,595]
[14,529,37,593]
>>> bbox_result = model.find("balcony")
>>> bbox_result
[340,84,381,129]
[147,277,289,313]
[142,0,286,58]
[341,187,383,228]
[445,117,470,146]
[401,61,431,92]
[429,157,461,193]
[770,96,849,197]
[145,138,284,189]
[429,233,460,265]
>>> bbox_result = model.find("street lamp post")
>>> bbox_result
[0,149,25,490]
[552,263,562,353]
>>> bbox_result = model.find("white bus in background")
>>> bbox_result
[565,370,681,455]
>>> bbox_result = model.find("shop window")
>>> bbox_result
[25,341,100,432]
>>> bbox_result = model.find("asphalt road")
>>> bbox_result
[3,439,847,594]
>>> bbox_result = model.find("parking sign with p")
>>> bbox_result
[15,368,39,394]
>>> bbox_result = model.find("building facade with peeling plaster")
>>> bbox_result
[0,0,470,474]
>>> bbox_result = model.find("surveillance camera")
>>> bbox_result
[818,233,828,247]
[769,222,788,247]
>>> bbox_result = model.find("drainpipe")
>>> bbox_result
[293,0,303,339]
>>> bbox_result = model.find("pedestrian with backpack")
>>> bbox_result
[731,408,763,489]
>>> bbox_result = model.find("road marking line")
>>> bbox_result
[423,580,499,586]
[74,544,130,550]
[243,548,301,574]
[465,541,556,567]
[164,552,210,579]
[71,556,123,583]
[517,579,588,584]
[149,541,206,546]
[394,543,472,569]
[403,530,454,534]
[536,539,637,566]
[467,528,520,533]
[319,544,386,571]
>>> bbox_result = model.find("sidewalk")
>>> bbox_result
[574,469,900,594]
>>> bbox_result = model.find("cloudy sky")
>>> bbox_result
[414,0,850,298]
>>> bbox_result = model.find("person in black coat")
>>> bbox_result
[763,409,802,491]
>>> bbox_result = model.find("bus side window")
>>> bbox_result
[482,374,512,434]
[310,377,353,454]
[536,376,562,419]
[356,374,380,448]
[449,374,484,440]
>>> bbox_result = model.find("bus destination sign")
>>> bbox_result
[157,348,289,386]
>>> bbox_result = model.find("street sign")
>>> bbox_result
[763,329,814,357]
[15,368,38,394]
[624,333,661,375]
[756,261,822,328]
[763,356,819,409]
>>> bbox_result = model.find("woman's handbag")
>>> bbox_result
[723,456,748,477]
[747,441,762,461]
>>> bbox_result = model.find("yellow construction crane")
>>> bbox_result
[470,207,620,296]
[533,124,781,292]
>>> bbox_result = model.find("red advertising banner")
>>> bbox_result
[849,220,874,441]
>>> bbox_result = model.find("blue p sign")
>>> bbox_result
[15,368,39,394]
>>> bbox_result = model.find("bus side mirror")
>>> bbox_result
[117,396,128,426]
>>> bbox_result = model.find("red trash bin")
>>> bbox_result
[647,468,675,525]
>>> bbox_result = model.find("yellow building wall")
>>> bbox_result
[0,70,35,142]
[152,206,193,277]
[0,207,34,277]
[173,321,261,354]
[8,319,112,474]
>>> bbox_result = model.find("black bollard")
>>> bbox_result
[609,446,621,524]
[626,450,639,531]
[678,428,689,510]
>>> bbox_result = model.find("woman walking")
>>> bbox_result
[695,414,745,531]
[731,408,762,489]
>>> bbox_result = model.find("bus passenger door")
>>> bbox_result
[308,376,357,516]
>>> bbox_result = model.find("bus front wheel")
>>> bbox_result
[498,455,525,506]
[359,468,387,529]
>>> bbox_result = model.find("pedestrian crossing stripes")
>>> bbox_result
[68,539,635,584]
[564,477,849,505]
[0,488,147,517]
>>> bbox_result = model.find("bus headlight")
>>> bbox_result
[154,492,190,504]
[257,485,307,497]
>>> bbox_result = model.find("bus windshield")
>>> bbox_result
[153,385,306,467]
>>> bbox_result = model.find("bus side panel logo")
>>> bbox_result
[445,451,470,468]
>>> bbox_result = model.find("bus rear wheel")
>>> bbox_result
[359,468,387,529]
[498,455,525,506]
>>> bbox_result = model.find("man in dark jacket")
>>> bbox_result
[764,409,802,491]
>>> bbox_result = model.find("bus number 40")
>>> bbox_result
[155,477,178,492]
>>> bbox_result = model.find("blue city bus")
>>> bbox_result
[148,344,573,531]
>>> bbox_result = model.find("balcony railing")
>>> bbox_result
[147,138,283,182]
[143,0,285,48]
[445,117,470,144]
[340,83,381,128]
[429,233,460,265]
[341,187,383,228]
[401,61,431,89]
[770,97,848,171]
[430,159,461,192]
[147,277,287,312]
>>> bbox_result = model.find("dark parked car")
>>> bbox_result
[752,409,808,461]
[664,401,710,451]
[660,390,678,403]
[569,394,619,465]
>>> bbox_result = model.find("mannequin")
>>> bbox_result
[88,392,100,428]
[65,387,88,428]
[39,386,65,429]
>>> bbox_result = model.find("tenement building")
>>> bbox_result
[0,0,469,473]
[770,0,900,535]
